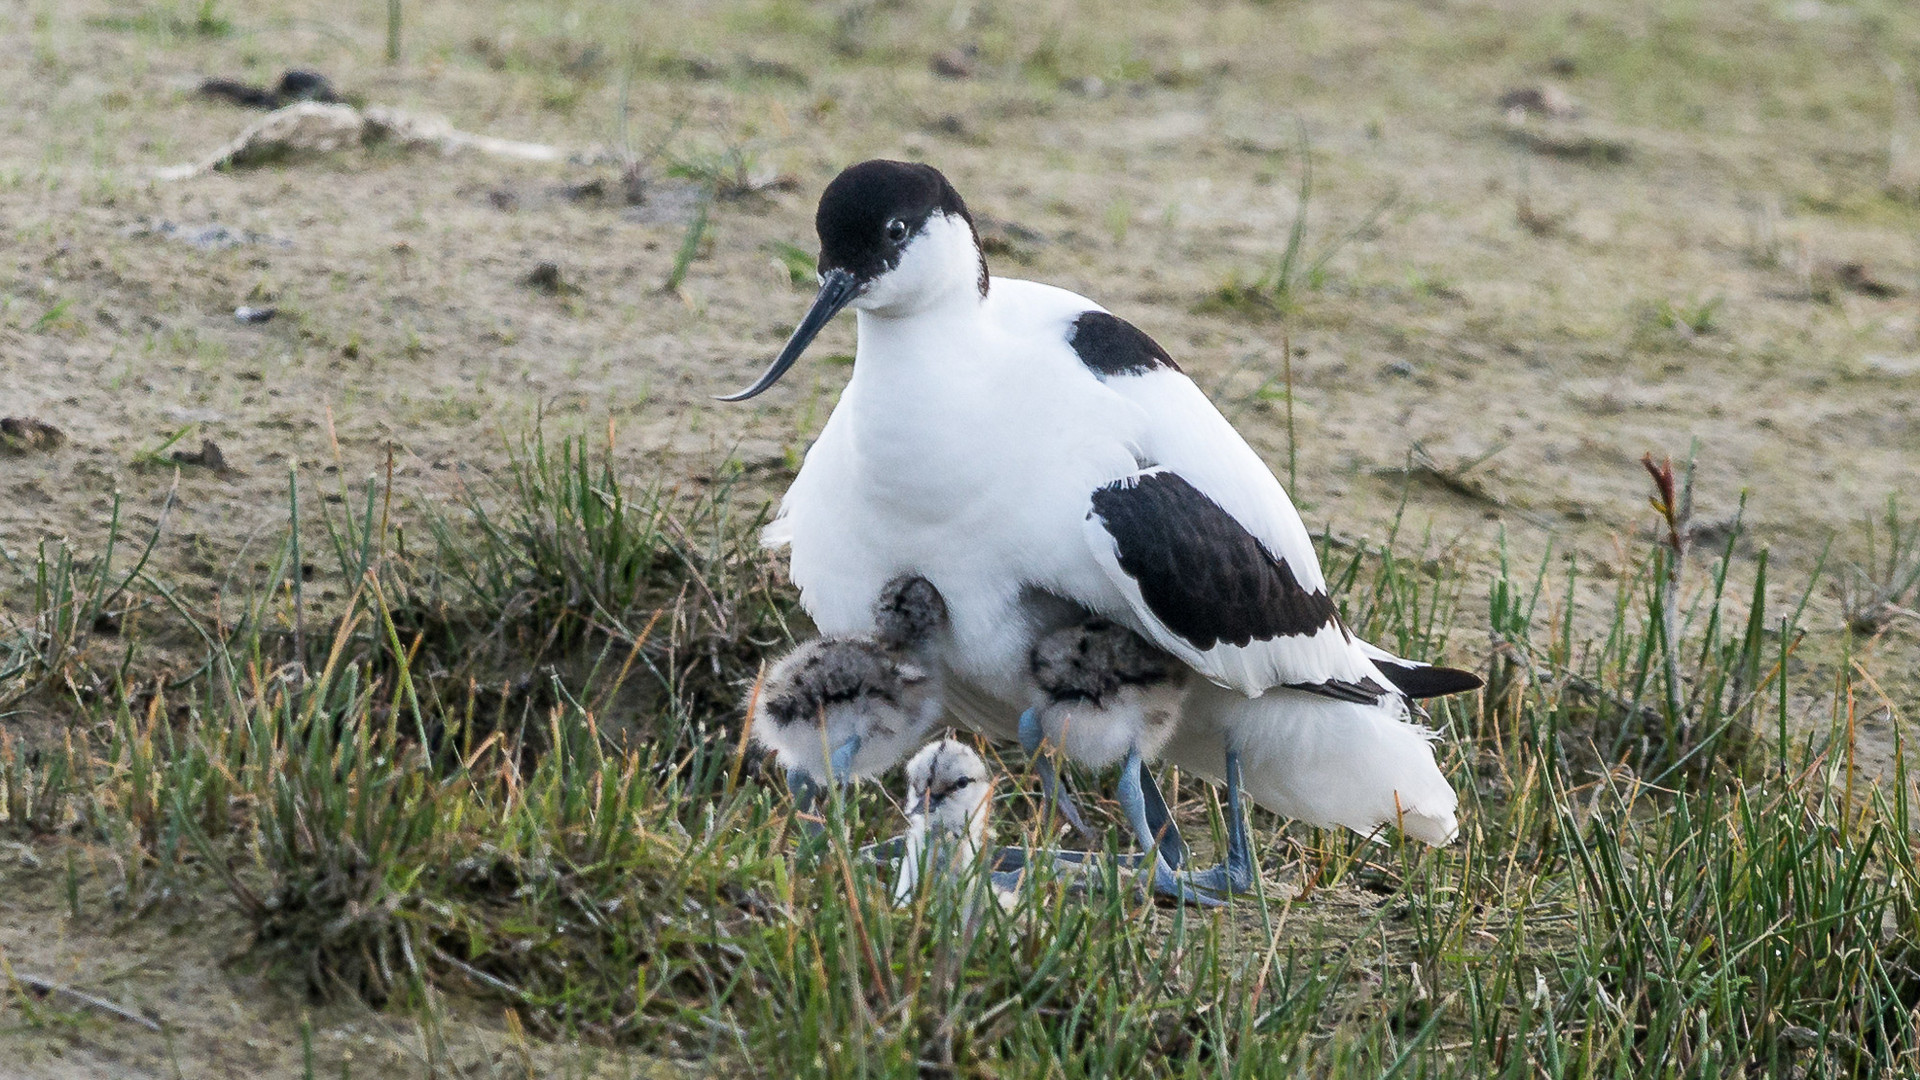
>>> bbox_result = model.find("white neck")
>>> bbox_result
[839,287,1005,503]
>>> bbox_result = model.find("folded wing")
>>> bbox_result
[1071,311,1479,703]
[1084,468,1389,699]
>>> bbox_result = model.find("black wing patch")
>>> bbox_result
[1370,659,1484,699]
[1069,312,1182,378]
[1089,471,1338,651]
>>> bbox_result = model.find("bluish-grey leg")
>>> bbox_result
[1118,745,1222,907]
[1137,761,1188,870]
[987,847,1147,873]
[790,733,861,840]
[988,869,1025,892]
[1019,707,1101,845]
[1183,748,1255,895]
[985,711,1106,876]
[1017,706,1042,753]
[786,765,826,837]
[828,733,861,783]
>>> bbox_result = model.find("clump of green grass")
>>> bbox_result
[199,651,781,1037]
[0,490,172,710]
[1840,494,1920,636]
[1559,768,1919,1074]
[3,438,1918,1076]
[401,429,791,727]
[0,729,83,836]
[1653,295,1723,337]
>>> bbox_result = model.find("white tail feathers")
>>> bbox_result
[1216,689,1459,846]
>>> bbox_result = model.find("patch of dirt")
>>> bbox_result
[0,843,682,1079]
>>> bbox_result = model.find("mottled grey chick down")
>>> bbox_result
[1027,618,1188,768]
[758,638,923,732]
[1030,618,1183,702]
[871,574,947,654]
[749,574,949,782]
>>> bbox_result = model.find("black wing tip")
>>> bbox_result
[1376,661,1483,699]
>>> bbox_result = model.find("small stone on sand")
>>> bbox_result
[0,417,66,454]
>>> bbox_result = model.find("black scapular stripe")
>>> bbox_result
[1370,659,1484,699]
[1089,471,1337,651]
[1069,311,1181,377]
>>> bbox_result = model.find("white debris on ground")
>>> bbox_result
[361,105,572,163]
[155,100,582,180]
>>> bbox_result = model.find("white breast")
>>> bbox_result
[769,279,1143,720]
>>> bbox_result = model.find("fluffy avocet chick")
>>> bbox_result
[1027,618,1188,769]
[749,575,947,806]
[1011,619,1191,872]
[892,737,995,905]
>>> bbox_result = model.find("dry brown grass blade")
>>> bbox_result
[5,967,162,1032]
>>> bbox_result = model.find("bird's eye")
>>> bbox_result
[884,218,908,243]
[928,777,969,802]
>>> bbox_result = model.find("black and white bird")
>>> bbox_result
[726,160,1481,900]
[891,737,1001,905]
[747,574,949,814]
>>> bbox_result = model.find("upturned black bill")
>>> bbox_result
[718,267,861,401]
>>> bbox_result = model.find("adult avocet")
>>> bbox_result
[726,160,1480,900]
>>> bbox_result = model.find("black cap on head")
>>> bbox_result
[717,159,985,402]
[814,160,982,291]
